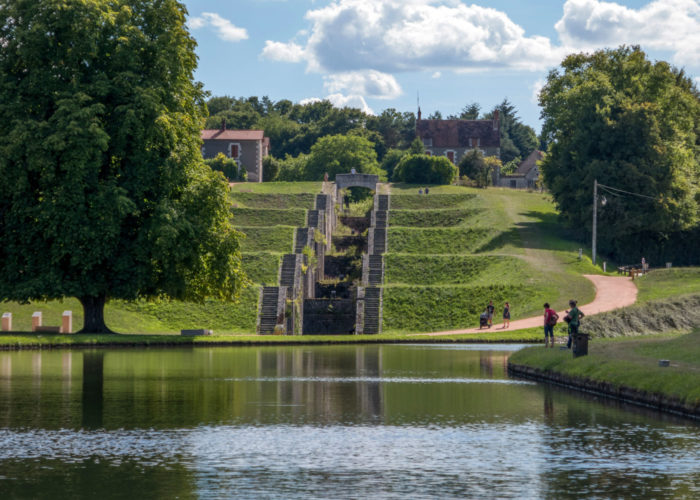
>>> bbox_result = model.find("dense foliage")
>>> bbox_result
[305,134,383,180]
[0,0,247,332]
[393,154,458,185]
[458,150,495,188]
[205,153,247,181]
[539,46,700,263]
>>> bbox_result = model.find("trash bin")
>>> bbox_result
[572,333,589,358]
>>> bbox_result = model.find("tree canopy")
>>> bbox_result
[0,0,246,332]
[304,134,383,181]
[393,155,458,185]
[539,46,700,261]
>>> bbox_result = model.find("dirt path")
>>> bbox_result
[410,274,638,337]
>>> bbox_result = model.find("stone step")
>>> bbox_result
[377,195,390,211]
[258,287,280,334]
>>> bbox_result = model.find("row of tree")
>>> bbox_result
[206,95,538,182]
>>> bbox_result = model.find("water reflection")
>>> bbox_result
[0,345,697,498]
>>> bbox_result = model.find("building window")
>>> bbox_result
[422,138,432,147]
[425,150,432,156]
[468,138,472,147]
[446,150,455,163]
[229,143,240,159]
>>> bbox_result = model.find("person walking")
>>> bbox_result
[486,300,495,327]
[565,299,584,349]
[543,303,558,348]
[501,302,510,329]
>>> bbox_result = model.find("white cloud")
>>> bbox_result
[299,95,375,115]
[326,93,375,115]
[189,13,248,42]
[261,41,305,62]
[263,0,563,73]
[531,78,545,105]
[556,0,700,66]
[323,70,402,99]
[432,71,442,79]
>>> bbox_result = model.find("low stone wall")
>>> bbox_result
[508,362,700,420]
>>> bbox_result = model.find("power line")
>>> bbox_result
[597,183,657,200]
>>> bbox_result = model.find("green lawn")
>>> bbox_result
[383,184,600,333]
[230,192,316,209]
[233,208,307,227]
[230,181,321,194]
[236,226,295,252]
[241,252,280,285]
[634,268,700,303]
[509,329,700,407]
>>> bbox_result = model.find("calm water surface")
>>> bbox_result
[0,344,698,499]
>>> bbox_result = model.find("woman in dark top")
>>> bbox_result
[502,302,510,329]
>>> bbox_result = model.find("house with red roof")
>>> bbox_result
[201,122,270,182]
[416,110,500,164]
[494,150,544,189]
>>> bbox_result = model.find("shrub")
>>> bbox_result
[276,153,310,181]
[205,153,247,181]
[458,150,493,188]
[393,154,458,185]
[262,156,280,182]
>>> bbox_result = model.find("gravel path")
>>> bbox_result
[411,274,638,337]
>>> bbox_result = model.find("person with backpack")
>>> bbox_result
[543,303,559,348]
[565,300,585,349]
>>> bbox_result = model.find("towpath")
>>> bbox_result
[410,274,638,337]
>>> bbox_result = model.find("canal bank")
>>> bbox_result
[508,331,700,420]
[0,329,548,350]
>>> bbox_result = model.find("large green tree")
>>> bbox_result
[304,134,384,181]
[0,0,246,332]
[539,46,700,259]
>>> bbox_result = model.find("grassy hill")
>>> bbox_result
[383,184,601,333]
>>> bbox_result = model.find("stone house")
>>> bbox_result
[494,150,544,189]
[416,110,500,164]
[201,125,270,182]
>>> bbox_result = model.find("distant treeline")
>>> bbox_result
[203,96,538,182]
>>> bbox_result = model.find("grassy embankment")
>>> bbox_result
[509,330,700,413]
[382,184,601,334]
[509,268,700,414]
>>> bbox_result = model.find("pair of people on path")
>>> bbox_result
[543,300,584,348]
[485,300,510,328]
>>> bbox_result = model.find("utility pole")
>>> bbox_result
[592,179,597,266]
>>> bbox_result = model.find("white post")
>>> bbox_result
[31,312,42,332]
[1,313,11,332]
[61,311,72,334]
[603,262,607,273]
[592,179,598,266]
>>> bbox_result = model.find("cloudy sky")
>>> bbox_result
[184,0,700,131]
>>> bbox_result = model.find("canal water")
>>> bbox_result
[0,344,698,499]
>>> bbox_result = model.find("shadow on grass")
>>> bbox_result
[476,210,581,253]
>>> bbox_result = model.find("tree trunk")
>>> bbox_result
[78,294,114,333]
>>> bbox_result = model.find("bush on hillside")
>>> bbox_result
[458,150,493,188]
[381,149,407,181]
[393,154,458,185]
[262,156,280,182]
[205,153,247,181]
[276,153,310,181]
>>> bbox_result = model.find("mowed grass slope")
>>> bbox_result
[1,184,323,335]
[383,184,599,333]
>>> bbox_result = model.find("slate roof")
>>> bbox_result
[416,119,500,148]
[201,129,265,141]
[515,150,544,175]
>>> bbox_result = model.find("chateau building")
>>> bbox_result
[201,122,270,182]
[416,110,500,164]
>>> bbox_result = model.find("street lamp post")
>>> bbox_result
[592,179,598,266]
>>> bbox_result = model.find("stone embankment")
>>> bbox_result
[508,362,700,420]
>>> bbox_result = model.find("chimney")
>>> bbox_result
[220,118,226,131]
[492,110,499,131]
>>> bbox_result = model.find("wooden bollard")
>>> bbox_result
[31,312,42,332]
[1,313,11,332]
[61,311,73,334]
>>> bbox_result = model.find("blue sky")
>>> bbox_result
[183,0,700,131]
